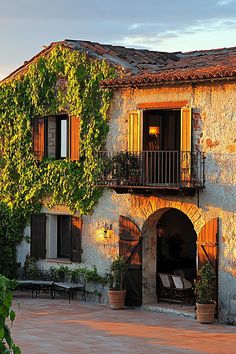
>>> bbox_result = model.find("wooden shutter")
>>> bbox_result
[119,216,142,306]
[119,216,141,264]
[197,218,219,303]
[197,218,219,271]
[31,214,46,259]
[32,117,45,160]
[70,216,82,262]
[180,107,192,183]
[69,116,80,161]
[128,111,142,152]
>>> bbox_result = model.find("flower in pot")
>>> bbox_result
[195,263,216,324]
[107,256,127,310]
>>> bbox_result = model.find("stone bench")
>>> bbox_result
[53,282,86,303]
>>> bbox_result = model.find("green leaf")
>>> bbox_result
[10,310,15,322]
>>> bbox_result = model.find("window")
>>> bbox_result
[31,213,82,262]
[128,104,192,184]
[32,115,80,161]
[56,116,68,159]
[143,109,180,151]
[57,215,70,258]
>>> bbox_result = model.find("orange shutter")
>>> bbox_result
[128,111,142,152]
[197,218,219,271]
[70,216,82,262]
[197,218,219,303]
[69,116,80,161]
[180,107,192,184]
[32,117,45,160]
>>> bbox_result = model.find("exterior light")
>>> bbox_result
[97,222,113,239]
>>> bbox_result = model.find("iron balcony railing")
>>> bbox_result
[96,151,205,189]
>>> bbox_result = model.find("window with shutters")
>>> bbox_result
[32,114,80,161]
[31,213,82,262]
[97,102,205,191]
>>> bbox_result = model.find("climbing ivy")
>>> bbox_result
[0,44,115,277]
[0,276,21,353]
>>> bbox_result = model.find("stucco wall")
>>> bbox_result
[18,81,236,322]
[101,82,236,322]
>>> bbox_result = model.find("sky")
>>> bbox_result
[0,0,236,80]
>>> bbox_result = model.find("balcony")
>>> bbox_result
[96,151,205,195]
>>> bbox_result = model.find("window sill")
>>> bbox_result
[46,258,72,264]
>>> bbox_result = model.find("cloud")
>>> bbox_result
[1,0,236,79]
[217,0,236,5]
[117,17,236,52]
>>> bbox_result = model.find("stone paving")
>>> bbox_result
[11,295,236,354]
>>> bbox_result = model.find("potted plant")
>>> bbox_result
[107,256,127,310]
[195,263,216,323]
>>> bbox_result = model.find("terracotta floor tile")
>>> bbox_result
[11,295,236,354]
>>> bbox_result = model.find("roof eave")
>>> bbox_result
[0,41,67,84]
[100,75,236,89]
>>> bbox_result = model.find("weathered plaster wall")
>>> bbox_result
[102,82,236,322]
[18,81,236,321]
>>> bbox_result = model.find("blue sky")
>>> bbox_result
[0,0,236,79]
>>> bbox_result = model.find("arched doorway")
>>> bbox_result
[156,208,197,283]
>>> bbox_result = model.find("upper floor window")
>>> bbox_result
[56,116,68,159]
[32,115,80,161]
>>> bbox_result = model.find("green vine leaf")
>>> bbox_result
[0,44,116,277]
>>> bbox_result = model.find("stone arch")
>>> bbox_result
[140,202,204,305]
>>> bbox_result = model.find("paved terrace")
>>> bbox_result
[12,296,236,354]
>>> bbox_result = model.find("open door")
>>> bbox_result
[119,216,142,306]
[197,218,219,308]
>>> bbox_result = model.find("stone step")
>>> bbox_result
[142,303,195,319]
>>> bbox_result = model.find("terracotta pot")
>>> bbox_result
[196,302,216,324]
[108,289,126,310]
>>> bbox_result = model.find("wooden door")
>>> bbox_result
[197,218,219,304]
[119,216,142,306]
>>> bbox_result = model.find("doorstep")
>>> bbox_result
[142,302,195,319]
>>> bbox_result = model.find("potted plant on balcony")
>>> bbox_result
[195,263,216,324]
[107,256,127,310]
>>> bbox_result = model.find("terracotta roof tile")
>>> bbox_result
[2,39,236,86]
[101,47,236,87]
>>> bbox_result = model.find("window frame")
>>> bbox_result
[56,115,69,159]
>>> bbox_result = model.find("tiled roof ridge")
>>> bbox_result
[1,39,236,84]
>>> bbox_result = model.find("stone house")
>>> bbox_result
[1,40,236,323]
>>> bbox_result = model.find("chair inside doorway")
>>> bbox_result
[156,208,197,305]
